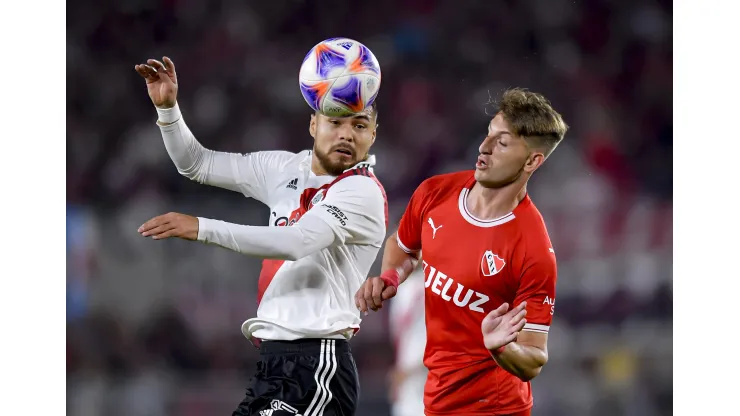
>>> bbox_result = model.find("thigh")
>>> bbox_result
[320,351,360,416]
[232,354,318,416]
[232,341,360,416]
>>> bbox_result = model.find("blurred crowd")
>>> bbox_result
[67,0,672,415]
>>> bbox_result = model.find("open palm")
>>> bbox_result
[134,56,179,109]
[481,302,527,351]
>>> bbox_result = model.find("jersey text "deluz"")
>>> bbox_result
[422,260,489,313]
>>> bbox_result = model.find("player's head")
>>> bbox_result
[309,103,378,176]
[475,88,568,188]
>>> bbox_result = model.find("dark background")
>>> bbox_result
[66,1,673,415]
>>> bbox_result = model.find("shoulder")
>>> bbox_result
[514,197,556,269]
[242,150,303,170]
[328,173,385,204]
[518,197,552,244]
[419,170,474,191]
[410,170,473,208]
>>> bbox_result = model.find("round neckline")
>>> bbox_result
[457,176,528,228]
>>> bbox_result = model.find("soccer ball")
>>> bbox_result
[299,38,381,117]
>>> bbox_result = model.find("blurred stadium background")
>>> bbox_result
[66,0,672,415]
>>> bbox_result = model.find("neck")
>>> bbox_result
[467,180,528,220]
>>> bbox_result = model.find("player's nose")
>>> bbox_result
[478,136,494,155]
[337,124,355,142]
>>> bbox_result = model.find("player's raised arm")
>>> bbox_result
[355,179,432,313]
[135,56,290,205]
[482,249,557,382]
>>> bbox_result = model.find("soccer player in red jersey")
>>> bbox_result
[355,88,568,416]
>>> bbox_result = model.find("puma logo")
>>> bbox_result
[428,217,443,239]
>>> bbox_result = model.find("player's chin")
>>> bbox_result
[475,171,510,189]
[474,169,491,183]
[325,157,355,175]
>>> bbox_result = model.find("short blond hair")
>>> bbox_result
[491,88,569,157]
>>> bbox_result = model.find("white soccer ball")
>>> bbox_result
[299,38,381,117]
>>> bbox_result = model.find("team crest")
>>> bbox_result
[309,189,326,208]
[481,250,506,277]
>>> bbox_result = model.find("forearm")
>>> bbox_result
[157,104,209,179]
[491,342,548,381]
[197,215,335,261]
[381,233,420,285]
[156,104,244,191]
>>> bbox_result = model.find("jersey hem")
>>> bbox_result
[424,401,533,416]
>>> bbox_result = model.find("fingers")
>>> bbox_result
[503,331,519,346]
[147,59,166,72]
[355,286,368,314]
[134,64,158,81]
[146,59,171,82]
[502,301,527,319]
[138,213,178,239]
[138,214,167,234]
[371,278,384,310]
[481,303,507,332]
[512,316,526,334]
[485,303,509,321]
[359,277,387,313]
[135,57,176,83]
[163,56,176,74]
[381,285,397,301]
[141,224,176,238]
[512,307,527,324]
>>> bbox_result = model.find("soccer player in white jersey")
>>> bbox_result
[134,56,388,416]
[388,266,427,416]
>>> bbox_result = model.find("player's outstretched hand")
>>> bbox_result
[138,212,198,241]
[355,276,397,315]
[134,56,178,109]
[481,302,527,351]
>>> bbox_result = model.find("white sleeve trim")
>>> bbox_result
[156,103,182,124]
[396,236,419,254]
[522,323,550,334]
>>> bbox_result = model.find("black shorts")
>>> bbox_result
[233,338,360,416]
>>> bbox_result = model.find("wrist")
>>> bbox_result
[380,268,401,289]
[492,345,506,355]
[156,102,181,125]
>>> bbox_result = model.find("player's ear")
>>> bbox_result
[524,151,546,173]
[309,113,317,138]
[371,123,378,144]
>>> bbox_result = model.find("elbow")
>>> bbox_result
[283,249,302,262]
[283,241,320,261]
[517,366,543,382]
[178,168,206,184]
[517,354,548,382]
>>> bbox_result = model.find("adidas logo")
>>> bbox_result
[286,178,298,190]
[259,400,300,415]
[338,41,353,50]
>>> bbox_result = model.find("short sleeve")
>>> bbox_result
[396,180,433,253]
[302,175,387,246]
[513,251,558,334]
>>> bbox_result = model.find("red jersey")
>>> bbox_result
[396,171,557,416]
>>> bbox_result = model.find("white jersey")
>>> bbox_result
[389,268,427,416]
[156,104,388,342]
